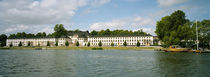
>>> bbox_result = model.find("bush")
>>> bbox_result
[10,43,13,47]
[98,41,102,47]
[47,41,50,46]
[65,41,69,46]
[111,42,114,47]
[137,41,140,47]
[27,42,30,46]
[87,42,90,47]
[123,41,127,47]
[18,42,22,47]
[76,41,79,46]
[55,41,58,46]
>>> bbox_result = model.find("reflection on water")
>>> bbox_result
[0,50,210,77]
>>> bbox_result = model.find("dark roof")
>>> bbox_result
[67,31,90,38]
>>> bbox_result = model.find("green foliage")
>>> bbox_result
[98,41,102,47]
[87,42,90,47]
[111,42,114,46]
[137,41,140,47]
[123,41,127,47]
[38,43,40,47]
[18,42,22,47]
[54,24,67,38]
[90,29,150,36]
[27,42,30,46]
[192,20,210,49]
[76,41,79,46]
[90,30,98,35]
[155,10,190,47]
[0,34,7,47]
[55,41,58,46]
[9,43,13,47]
[47,41,50,46]
[65,41,69,46]
[8,32,48,39]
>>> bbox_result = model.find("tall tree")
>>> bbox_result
[155,10,190,47]
[0,34,7,47]
[54,24,67,38]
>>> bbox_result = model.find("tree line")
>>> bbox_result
[90,29,151,36]
[155,10,210,49]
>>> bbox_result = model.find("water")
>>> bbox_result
[0,50,210,77]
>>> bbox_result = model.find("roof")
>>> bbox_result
[67,31,90,38]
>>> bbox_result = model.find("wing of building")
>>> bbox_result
[6,31,159,47]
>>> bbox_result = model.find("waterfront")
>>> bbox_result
[0,50,210,77]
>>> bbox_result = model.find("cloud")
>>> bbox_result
[89,16,156,35]
[91,0,111,7]
[157,0,189,7]
[0,0,111,34]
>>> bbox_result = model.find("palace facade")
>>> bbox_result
[6,31,156,47]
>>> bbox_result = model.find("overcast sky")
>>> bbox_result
[0,0,209,35]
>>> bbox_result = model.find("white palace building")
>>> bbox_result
[6,31,158,47]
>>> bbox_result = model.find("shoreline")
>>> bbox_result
[0,46,162,50]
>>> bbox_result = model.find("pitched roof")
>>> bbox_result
[67,31,90,38]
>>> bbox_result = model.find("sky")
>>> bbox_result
[0,0,209,35]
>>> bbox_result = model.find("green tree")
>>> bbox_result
[47,41,50,46]
[18,42,22,47]
[38,42,40,47]
[87,42,90,47]
[111,42,114,47]
[54,24,67,38]
[42,32,46,37]
[0,34,7,47]
[55,41,58,46]
[155,10,190,47]
[36,32,42,38]
[90,30,98,35]
[104,29,111,35]
[137,41,140,47]
[191,20,210,49]
[98,41,102,47]
[10,43,13,47]
[27,42,30,46]
[123,41,127,47]
[76,41,79,46]
[65,41,69,46]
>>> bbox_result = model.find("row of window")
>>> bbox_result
[89,37,152,40]
[89,40,152,42]
[91,43,150,46]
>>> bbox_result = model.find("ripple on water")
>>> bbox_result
[0,50,210,77]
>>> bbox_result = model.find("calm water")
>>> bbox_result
[0,50,210,77]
